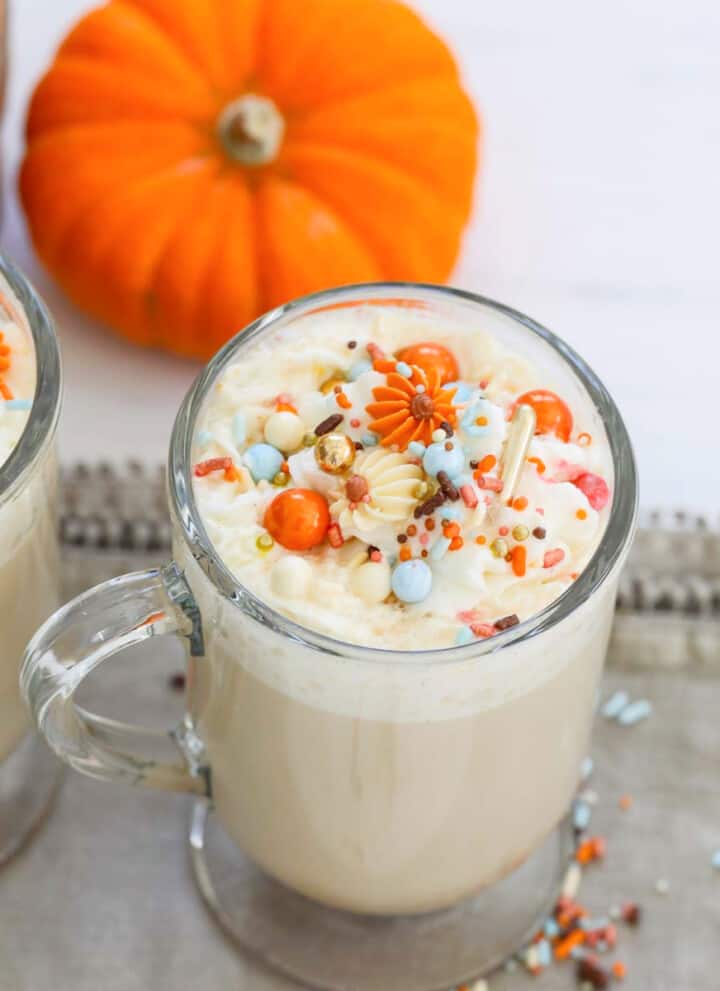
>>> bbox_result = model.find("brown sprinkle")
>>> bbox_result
[436,470,460,501]
[347,340,357,349]
[354,441,364,451]
[397,534,408,544]
[414,490,446,518]
[367,545,380,558]
[494,614,520,631]
[532,526,547,539]
[439,421,453,437]
[315,413,343,436]
[576,958,609,989]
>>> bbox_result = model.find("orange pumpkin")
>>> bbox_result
[20,0,480,360]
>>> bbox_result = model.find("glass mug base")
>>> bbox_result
[189,798,574,991]
[0,732,62,867]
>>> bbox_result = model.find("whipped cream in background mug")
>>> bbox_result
[22,286,636,959]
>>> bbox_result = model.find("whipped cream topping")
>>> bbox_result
[192,306,612,650]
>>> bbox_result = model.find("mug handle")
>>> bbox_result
[21,562,208,795]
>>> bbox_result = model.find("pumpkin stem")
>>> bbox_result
[217,94,285,166]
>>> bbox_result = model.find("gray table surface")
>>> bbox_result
[1,538,719,990]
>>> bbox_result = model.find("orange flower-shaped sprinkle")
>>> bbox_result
[366,366,457,450]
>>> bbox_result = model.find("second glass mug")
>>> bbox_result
[22,284,637,991]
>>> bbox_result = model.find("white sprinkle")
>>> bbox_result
[579,788,599,805]
[523,945,540,971]
[470,981,488,991]
[601,690,629,718]
[580,755,594,780]
[609,905,622,921]
[562,862,583,900]
[655,878,670,895]
[618,699,653,726]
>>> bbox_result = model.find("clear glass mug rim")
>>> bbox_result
[169,281,638,666]
[0,254,62,504]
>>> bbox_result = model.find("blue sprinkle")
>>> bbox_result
[543,919,559,939]
[711,850,720,870]
[430,536,451,561]
[390,559,432,603]
[395,361,413,378]
[617,699,653,726]
[196,429,213,448]
[231,412,247,446]
[573,800,592,831]
[440,505,462,521]
[536,939,551,967]
[580,756,594,780]
[601,690,629,719]
[3,399,32,411]
[361,433,379,447]
[455,626,473,646]
[422,441,465,480]
[347,358,373,381]
[408,441,426,457]
[243,443,283,482]
[445,380,474,404]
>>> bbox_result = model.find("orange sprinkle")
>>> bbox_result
[406,524,417,537]
[425,518,436,531]
[475,415,488,427]
[335,392,352,409]
[476,535,486,545]
[618,794,633,811]
[512,496,528,511]
[554,928,585,960]
[511,544,527,577]
[478,454,497,473]
[399,546,412,562]
[373,358,396,373]
[576,509,588,520]
[281,461,290,473]
[575,839,596,864]
[449,536,464,551]
[578,432,593,447]
[442,521,461,538]
[276,401,297,413]
[421,549,428,557]
[612,961,627,980]
[0,382,12,400]
[527,456,546,474]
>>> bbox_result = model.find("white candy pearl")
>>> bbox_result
[270,555,312,599]
[264,411,305,453]
[350,560,391,604]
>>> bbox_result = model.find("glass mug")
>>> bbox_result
[22,285,637,991]
[0,255,62,865]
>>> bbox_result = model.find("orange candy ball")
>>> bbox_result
[396,342,459,384]
[263,488,330,551]
[516,389,573,442]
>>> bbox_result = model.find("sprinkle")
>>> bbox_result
[573,800,592,831]
[406,524,417,536]
[576,508,588,520]
[475,415,488,426]
[408,440,426,457]
[425,518,436,531]
[414,490,446,518]
[511,544,527,577]
[469,981,488,991]
[527,455,546,473]
[601,691,629,718]
[327,522,344,548]
[543,547,565,569]
[611,961,626,980]
[455,626,474,646]
[562,861,583,899]
[578,432,593,447]
[369,549,382,562]
[350,417,361,428]
[335,391,352,409]
[395,361,413,377]
[398,546,412,561]
[654,878,670,895]
[532,526,546,540]
[347,340,357,349]
[477,454,496,473]
[498,525,509,536]
[194,456,235,479]
[617,699,652,726]
[315,413,343,436]
[475,474,503,492]
[618,794,633,811]
[3,399,32,411]
[536,939,552,968]
[430,536,451,560]
[621,902,641,925]
[475,535,486,545]
[491,537,508,558]
[581,756,594,780]
[437,471,460,501]
[196,429,213,448]
[457,483,477,509]
[554,928,585,960]
[576,958,609,988]
[255,533,274,551]
[494,613,519,631]
[432,428,446,443]
[512,496,528,511]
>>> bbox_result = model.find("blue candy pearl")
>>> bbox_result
[244,443,283,482]
[347,358,373,381]
[391,559,433,604]
[422,441,465,480]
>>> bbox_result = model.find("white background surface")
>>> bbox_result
[3,1,717,511]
